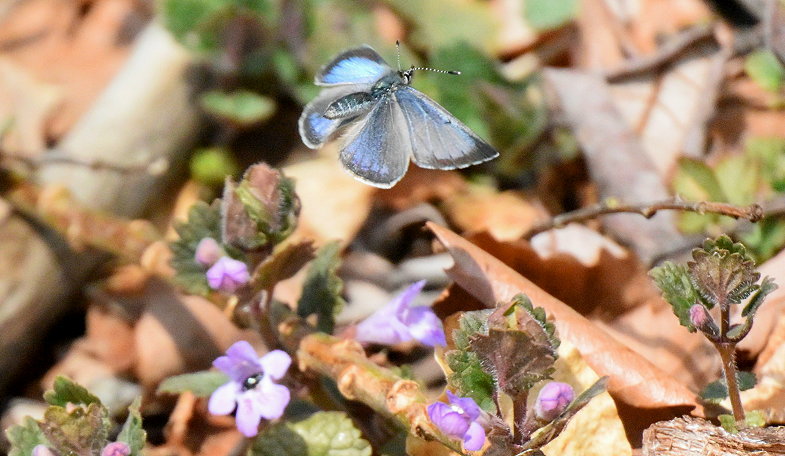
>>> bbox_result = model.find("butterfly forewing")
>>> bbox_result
[339,96,412,188]
[316,46,393,86]
[393,86,498,169]
[298,84,371,149]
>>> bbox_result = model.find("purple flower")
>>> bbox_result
[688,304,720,338]
[32,446,56,456]
[195,237,223,266]
[208,341,291,437]
[206,256,250,293]
[534,382,575,421]
[355,280,446,347]
[427,391,486,451]
[101,442,131,456]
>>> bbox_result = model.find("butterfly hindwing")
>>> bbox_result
[339,95,411,188]
[298,84,371,148]
[393,85,498,169]
[316,45,392,86]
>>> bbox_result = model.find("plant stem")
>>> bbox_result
[717,343,745,424]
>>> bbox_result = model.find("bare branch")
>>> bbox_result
[524,198,764,239]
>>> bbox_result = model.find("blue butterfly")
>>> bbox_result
[298,45,499,188]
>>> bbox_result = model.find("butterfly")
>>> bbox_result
[298,44,499,188]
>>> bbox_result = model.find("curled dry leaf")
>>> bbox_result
[427,222,697,410]
[540,339,631,456]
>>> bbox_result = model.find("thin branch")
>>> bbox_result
[1,149,170,176]
[524,198,764,239]
[605,25,716,81]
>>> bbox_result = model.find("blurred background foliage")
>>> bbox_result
[158,0,577,190]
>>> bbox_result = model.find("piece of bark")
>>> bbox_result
[643,416,785,455]
[0,23,200,393]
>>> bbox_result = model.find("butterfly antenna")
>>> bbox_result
[410,67,461,76]
[396,40,402,71]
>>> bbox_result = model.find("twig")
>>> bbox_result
[1,150,170,176]
[524,198,763,239]
[605,25,716,82]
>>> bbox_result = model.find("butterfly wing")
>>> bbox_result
[316,45,393,86]
[298,84,372,148]
[338,95,412,188]
[393,85,499,169]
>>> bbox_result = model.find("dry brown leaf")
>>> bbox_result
[543,68,684,264]
[735,337,785,423]
[739,247,785,358]
[541,339,631,456]
[284,157,374,247]
[376,166,466,211]
[427,221,697,410]
[132,278,260,389]
[443,187,545,241]
[0,0,145,138]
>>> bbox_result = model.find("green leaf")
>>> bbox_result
[745,410,766,428]
[297,241,346,334]
[714,155,759,206]
[699,372,757,404]
[39,403,110,456]
[380,0,496,52]
[44,376,102,407]
[445,310,496,412]
[190,147,240,187]
[170,201,223,295]
[650,262,702,329]
[745,49,785,92]
[6,417,49,456]
[250,412,371,456]
[689,235,760,307]
[252,241,316,292]
[743,276,777,317]
[159,0,226,50]
[116,398,146,456]
[525,0,579,30]
[741,219,785,263]
[200,90,276,126]
[672,158,730,232]
[745,136,785,192]
[156,371,230,397]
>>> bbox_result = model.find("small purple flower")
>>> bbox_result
[688,304,720,338]
[206,256,250,293]
[32,445,56,456]
[195,237,223,266]
[535,381,575,421]
[208,341,291,437]
[101,442,131,456]
[355,280,446,347]
[427,391,486,451]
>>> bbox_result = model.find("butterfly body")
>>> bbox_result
[299,45,498,188]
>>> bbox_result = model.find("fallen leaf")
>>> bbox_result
[443,186,545,241]
[427,222,697,410]
[376,166,466,211]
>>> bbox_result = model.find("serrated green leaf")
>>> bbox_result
[44,376,102,407]
[250,412,371,456]
[689,236,760,306]
[6,417,49,456]
[445,310,495,411]
[742,276,777,317]
[525,0,579,30]
[745,49,785,92]
[116,398,146,456]
[650,262,702,328]
[190,147,240,187]
[297,241,346,334]
[200,90,276,126]
[699,372,757,404]
[170,202,223,295]
[39,403,110,456]
[156,371,230,397]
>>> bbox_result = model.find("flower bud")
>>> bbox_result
[194,237,222,266]
[535,381,574,421]
[206,256,250,293]
[32,445,56,456]
[101,442,131,456]
[689,304,720,339]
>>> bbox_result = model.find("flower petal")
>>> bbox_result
[447,391,481,421]
[427,402,470,438]
[213,341,263,381]
[260,350,292,380]
[389,280,427,315]
[463,422,486,451]
[404,306,446,347]
[256,377,291,420]
[235,393,264,437]
[355,312,412,345]
[208,382,239,415]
